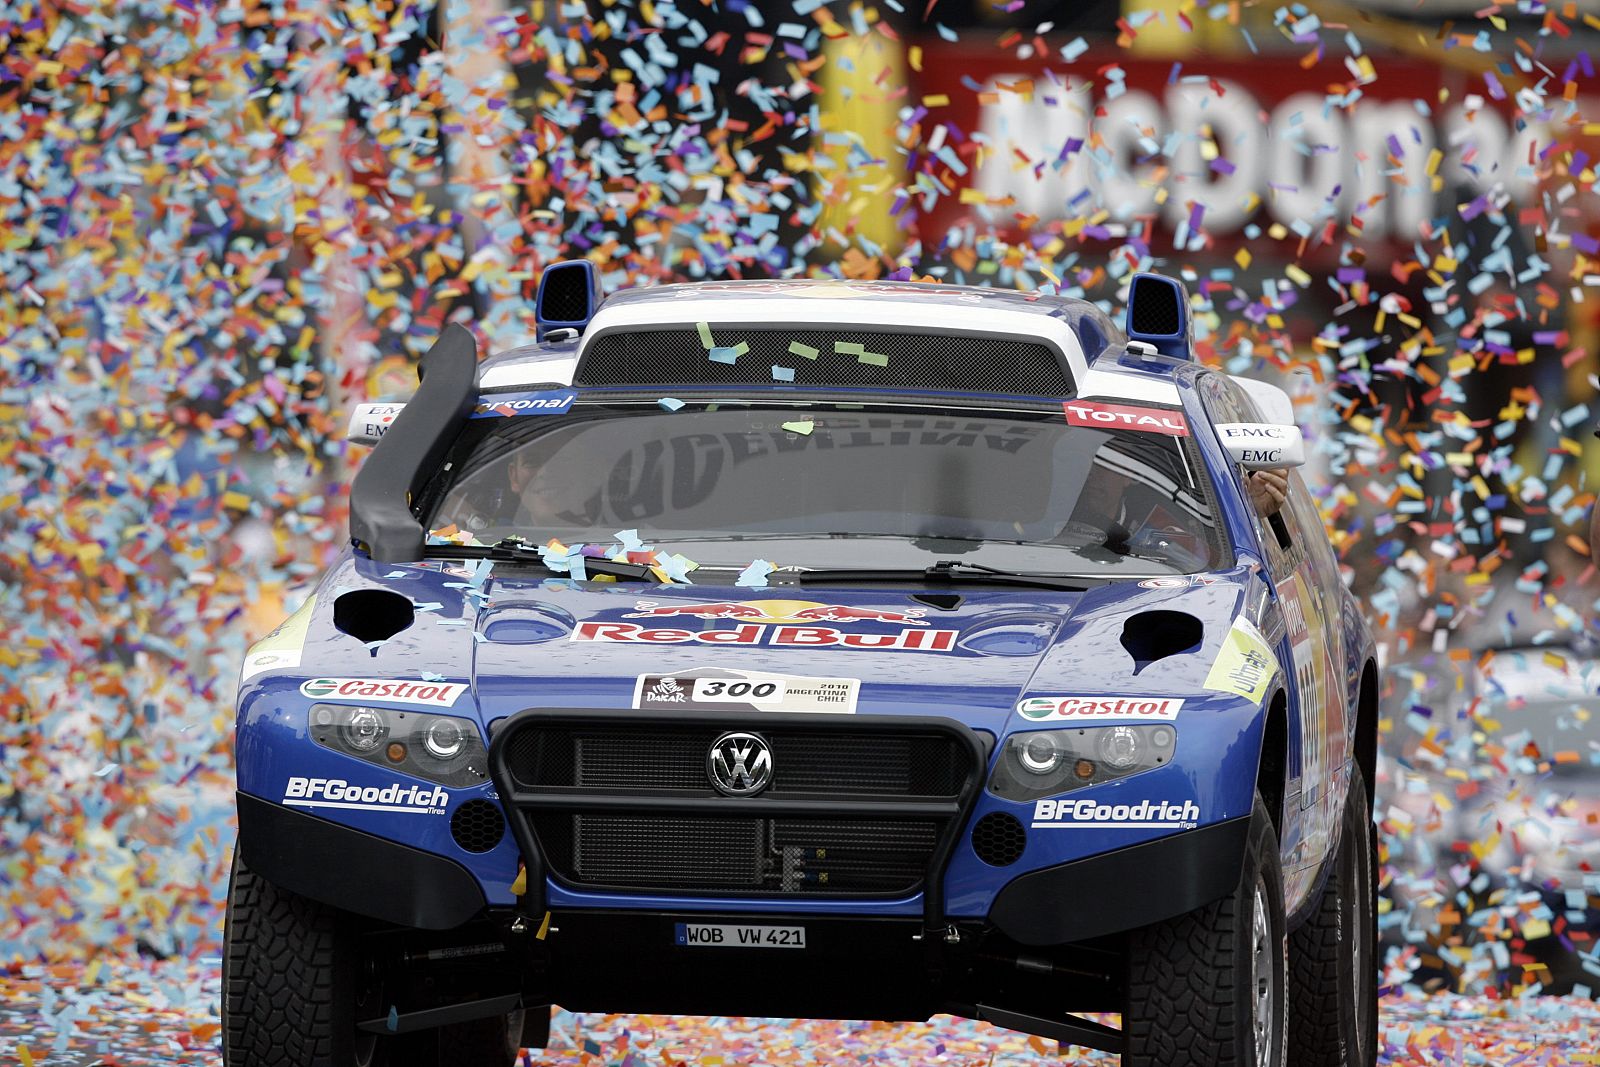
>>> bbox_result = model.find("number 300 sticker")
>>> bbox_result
[633,668,859,714]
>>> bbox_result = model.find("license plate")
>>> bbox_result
[673,923,806,949]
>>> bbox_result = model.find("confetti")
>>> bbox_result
[0,0,1596,1029]
[735,560,777,588]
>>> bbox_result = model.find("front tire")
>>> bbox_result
[1125,794,1288,1067]
[223,851,360,1067]
[1287,764,1378,1067]
[223,851,522,1067]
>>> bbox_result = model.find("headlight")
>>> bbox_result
[309,705,488,788]
[423,717,465,760]
[988,725,1175,802]
[342,708,389,753]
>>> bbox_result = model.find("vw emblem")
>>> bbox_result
[707,731,774,797]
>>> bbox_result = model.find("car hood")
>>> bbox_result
[245,553,1264,733]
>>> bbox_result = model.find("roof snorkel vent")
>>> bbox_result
[349,324,478,562]
[1124,272,1193,361]
[536,260,600,340]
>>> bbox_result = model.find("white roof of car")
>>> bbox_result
[477,279,1180,405]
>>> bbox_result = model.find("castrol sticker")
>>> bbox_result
[298,677,468,707]
[1017,696,1183,722]
[1063,400,1189,436]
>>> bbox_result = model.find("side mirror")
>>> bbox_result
[347,402,405,446]
[1215,423,1305,470]
[1227,376,1295,426]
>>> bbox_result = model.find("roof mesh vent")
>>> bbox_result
[574,328,1073,396]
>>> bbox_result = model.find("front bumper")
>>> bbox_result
[988,812,1252,945]
[236,791,486,930]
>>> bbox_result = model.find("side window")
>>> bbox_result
[1077,317,1107,362]
[1284,471,1339,583]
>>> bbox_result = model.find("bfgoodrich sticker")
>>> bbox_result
[283,776,449,815]
[1017,696,1182,722]
[298,677,468,707]
[634,667,859,714]
[1032,798,1199,830]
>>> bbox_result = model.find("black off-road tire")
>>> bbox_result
[1287,764,1379,1067]
[223,852,522,1067]
[1125,794,1289,1067]
[223,851,358,1067]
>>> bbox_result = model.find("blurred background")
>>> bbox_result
[4,0,1600,1011]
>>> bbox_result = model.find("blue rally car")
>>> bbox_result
[225,267,1379,1067]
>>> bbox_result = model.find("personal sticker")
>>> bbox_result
[299,677,469,707]
[1063,400,1189,436]
[470,390,577,418]
[1203,618,1278,702]
[1017,696,1182,723]
[634,668,859,714]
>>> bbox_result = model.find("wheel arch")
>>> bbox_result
[1256,686,1289,835]
[1353,661,1378,814]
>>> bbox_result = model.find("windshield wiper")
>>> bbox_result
[788,559,1100,592]
[422,537,662,583]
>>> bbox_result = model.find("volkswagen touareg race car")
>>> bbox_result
[225,266,1379,1067]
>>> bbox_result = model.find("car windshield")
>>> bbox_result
[425,399,1227,576]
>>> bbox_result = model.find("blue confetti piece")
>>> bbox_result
[736,559,776,588]
[658,397,685,411]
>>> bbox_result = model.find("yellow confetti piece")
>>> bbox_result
[510,866,526,895]
[536,910,552,940]
[921,94,949,107]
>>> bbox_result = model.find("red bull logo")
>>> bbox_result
[582,599,954,653]
[624,599,928,626]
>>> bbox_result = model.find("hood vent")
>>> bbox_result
[333,590,414,648]
[1120,610,1203,673]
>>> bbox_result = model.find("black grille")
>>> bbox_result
[450,799,506,853]
[1128,277,1182,336]
[971,811,1026,867]
[573,328,1073,396]
[533,813,941,893]
[497,719,976,898]
[508,727,966,798]
[540,264,593,323]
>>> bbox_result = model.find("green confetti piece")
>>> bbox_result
[731,341,750,356]
[781,420,814,435]
[789,341,819,359]
[696,321,714,348]
[834,340,864,355]
[857,350,888,367]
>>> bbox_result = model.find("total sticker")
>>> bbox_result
[1063,400,1189,436]
[633,667,859,714]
